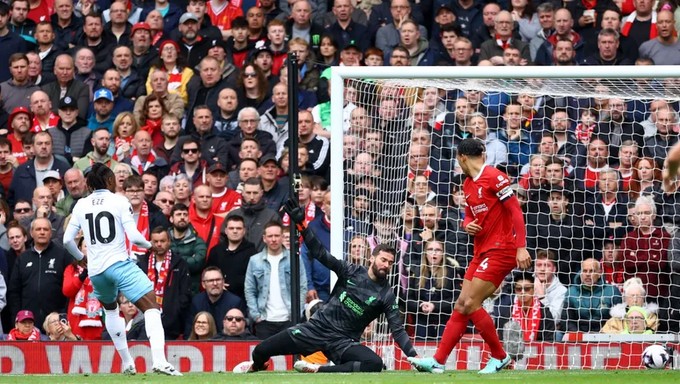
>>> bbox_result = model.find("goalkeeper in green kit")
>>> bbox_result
[233,199,421,373]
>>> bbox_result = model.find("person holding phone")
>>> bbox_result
[43,312,81,341]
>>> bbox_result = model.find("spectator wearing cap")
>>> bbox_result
[185,56,238,135]
[48,96,89,165]
[172,0,222,42]
[325,0,368,52]
[6,107,32,165]
[173,105,229,167]
[250,42,278,86]
[168,202,208,294]
[74,12,116,76]
[206,162,242,217]
[375,0,428,58]
[129,21,157,84]
[259,154,289,211]
[145,39,194,105]
[29,90,59,132]
[7,310,47,340]
[8,218,70,333]
[0,2,28,83]
[177,12,211,69]
[205,37,237,82]
[140,0,182,36]
[42,54,90,120]
[104,0,133,46]
[338,43,363,66]
[1,53,39,114]
[41,169,65,203]
[224,177,280,252]
[87,88,116,132]
[527,186,587,285]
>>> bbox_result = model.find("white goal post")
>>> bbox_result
[328,66,680,370]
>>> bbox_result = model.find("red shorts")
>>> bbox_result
[464,250,517,287]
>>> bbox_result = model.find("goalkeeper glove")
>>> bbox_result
[283,198,306,232]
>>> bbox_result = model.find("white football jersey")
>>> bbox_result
[68,190,137,276]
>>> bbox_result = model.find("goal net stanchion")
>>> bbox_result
[329,66,680,370]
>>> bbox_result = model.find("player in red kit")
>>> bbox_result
[409,138,532,374]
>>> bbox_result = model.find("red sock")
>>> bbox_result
[470,308,506,360]
[433,311,469,363]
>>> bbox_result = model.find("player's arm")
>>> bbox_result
[496,175,531,269]
[663,141,680,192]
[383,291,418,358]
[282,199,346,276]
[63,217,84,261]
[121,203,152,249]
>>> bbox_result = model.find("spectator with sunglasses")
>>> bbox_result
[215,308,257,340]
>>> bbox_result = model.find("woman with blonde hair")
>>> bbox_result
[187,312,217,340]
[112,112,139,161]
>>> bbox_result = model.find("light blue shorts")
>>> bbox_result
[90,259,153,305]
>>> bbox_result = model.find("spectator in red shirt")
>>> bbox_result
[188,184,224,253]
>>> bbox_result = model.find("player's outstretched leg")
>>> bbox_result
[234,328,300,373]
[135,292,181,376]
[102,304,136,374]
[408,357,445,374]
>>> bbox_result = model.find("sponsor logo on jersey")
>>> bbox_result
[346,279,356,286]
[339,291,364,316]
[471,204,489,216]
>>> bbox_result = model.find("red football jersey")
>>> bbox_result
[212,188,242,216]
[463,165,518,257]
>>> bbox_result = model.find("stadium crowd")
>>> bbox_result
[0,0,678,346]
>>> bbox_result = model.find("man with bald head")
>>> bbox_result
[562,258,622,332]
[73,127,120,173]
[8,217,69,333]
[639,9,680,65]
[535,8,585,65]
[56,168,88,216]
[41,53,90,119]
[16,185,67,242]
[284,0,324,49]
[29,90,58,132]
[122,130,169,179]
[189,184,224,253]
[479,11,531,64]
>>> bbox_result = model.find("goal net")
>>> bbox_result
[328,66,680,370]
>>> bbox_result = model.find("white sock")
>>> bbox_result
[144,308,168,366]
[104,308,134,367]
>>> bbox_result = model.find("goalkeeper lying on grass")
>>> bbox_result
[234,198,421,373]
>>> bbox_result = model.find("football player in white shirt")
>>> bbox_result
[63,163,181,376]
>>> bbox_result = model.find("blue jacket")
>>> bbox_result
[244,248,307,322]
[184,290,246,338]
[301,216,331,301]
[7,157,70,207]
[562,273,622,332]
[0,32,28,82]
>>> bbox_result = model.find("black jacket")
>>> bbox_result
[137,251,192,340]
[7,242,69,332]
[225,202,281,252]
[206,239,258,300]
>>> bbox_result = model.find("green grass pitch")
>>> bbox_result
[0,370,676,384]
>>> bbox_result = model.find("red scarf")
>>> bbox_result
[621,11,657,39]
[282,202,318,227]
[495,34,512,50]
[142,119,164,146]
[147,250,172,309]
[71,265,103,328]
[128,201,150,259]
[114,136,133,161]
[31,113,60,132]
[8,327,42,340]
[408,166,433,180]
[129,149,157,175]
[511,296,542,342]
